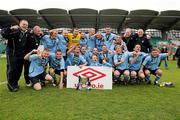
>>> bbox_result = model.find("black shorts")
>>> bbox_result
[144,68,159,75]
[55,69,64,75]
[129,69,141,76]
[30,72,47,85]
[115,69,128,76]
[149,69,159,75]
[129,69,140,73]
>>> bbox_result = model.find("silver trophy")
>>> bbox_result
[76,75,91,91]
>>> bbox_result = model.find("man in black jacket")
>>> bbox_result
[122,28,135,52]
[24,26,43,86]
[1,19,30,92]
[132,29,152,53]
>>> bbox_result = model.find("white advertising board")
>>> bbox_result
[67,66,112,90]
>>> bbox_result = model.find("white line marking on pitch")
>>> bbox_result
[0,76,24,86]
[0,81,7,85]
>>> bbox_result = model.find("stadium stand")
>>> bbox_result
[39,8,72,28]
[150,37,168,47]
[0,8,180,50]
[0,8,179,30]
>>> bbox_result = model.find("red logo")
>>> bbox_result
[73,68,106,81]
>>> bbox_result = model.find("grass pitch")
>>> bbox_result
[0,58,180,120]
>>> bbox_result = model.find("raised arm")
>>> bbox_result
[24,49,38,60]
[1,25,19,39]
[67,46,76,56]
[130,52,140,64]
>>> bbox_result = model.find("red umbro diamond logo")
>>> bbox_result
[73,68,106,81]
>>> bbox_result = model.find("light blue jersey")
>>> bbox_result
[89,52,100,63]
[114,52,132,70]
[66,53,86,66]
[49,53,65,70]
[86,34,96,51]
[57,34,68,56]
[95,38,105,52]
[90,61,102,66]
[99,52,114,65]
[42,35,59,53]
[90,61,112,67]
[80,51,91,66]
[102,33,116,49]
[110,41,128,52]
[29,54,49,77]
[143,53,167,70]
[79,38,88,47]
[129,52,148,70]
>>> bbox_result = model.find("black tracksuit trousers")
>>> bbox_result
[6,54,24,89]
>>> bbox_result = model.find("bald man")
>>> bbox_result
[24,25,44,87]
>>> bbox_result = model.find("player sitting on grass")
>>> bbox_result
[49,49,65,89]
[140,44,173,85]
[24,49,53,90]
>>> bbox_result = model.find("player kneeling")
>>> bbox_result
[113,45,131,85]
[129,44,147,84]
[24,49,53,90]
[49,49,65,89]
[140,44,173,85]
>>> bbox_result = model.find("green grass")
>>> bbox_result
[0,58,180,120]
[0,58,6,83]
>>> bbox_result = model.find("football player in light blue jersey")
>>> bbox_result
[90,54,112,67]
[57,30,68,60]
[41,29,59,53]
[80,46,91,66]
[95,33,105,52]
[79,32,88,47]
[129,44,147,84]
[89,54,101,66]
[89,48,100,63]
[110,34,128,52]
[140,44,173,85]
[113,45,132,85]
[99,45,114,65]
[86,28,96,51]
[49,49,65,89]
[66,46,87,68]
[101,26,116,49]
[24,49,53,91]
